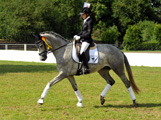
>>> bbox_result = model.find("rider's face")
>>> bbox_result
[82,13,87,19]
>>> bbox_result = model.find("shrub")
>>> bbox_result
[101,25,119,44]
[153,23,161,44]
[137,20,155,42]
[136,42,161,50]
[123,24,142,50]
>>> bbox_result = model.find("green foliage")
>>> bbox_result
[0,0,82,43]
[123,24,142,50]
[112,0,154,27]
[132,42,161,50]
[112,0,156,41]
[90,0,114,29]
[153,23,161,44]
[101,25,119,44]
[137,20,155,42]
[0,0,46,42]
[123,21,161,50]
[151,0,161,22]
[0,0,160,45]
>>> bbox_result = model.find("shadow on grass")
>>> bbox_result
[0,64,57,74]
[94,103,161,108]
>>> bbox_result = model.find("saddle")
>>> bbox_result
[72,41,98,64]
[74,41,97,75]
[75,41,97,62]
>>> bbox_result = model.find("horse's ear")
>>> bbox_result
[33,34,41,41]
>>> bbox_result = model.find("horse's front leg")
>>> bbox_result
[68,76,83,107]
[37,71,66,105]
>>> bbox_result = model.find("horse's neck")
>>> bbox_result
[51,37,68,63]
[53,37,66,46]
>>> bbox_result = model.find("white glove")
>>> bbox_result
[73,35,80,41]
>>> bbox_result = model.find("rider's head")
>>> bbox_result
[80,7,91,19]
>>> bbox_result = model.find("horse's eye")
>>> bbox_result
[39,44,43,47]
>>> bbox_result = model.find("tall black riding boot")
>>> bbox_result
[80,52,90,74]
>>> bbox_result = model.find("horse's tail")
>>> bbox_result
[123,53,140,94]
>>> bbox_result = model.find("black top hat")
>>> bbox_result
[80,7,91,15]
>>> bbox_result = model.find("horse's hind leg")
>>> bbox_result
[98,67,115,105]
[112,67,138,106]
[118,73,138,106]
[67,76,83,107]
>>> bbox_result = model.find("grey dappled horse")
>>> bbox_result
[34,31,140,107]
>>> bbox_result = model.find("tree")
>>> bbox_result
[137,20,155,42]
[123,24,142,50]
[87,0,115,41]
[0,0,47,42]
[90,0,114,29]
[112,0,156,42]
[0,0,83,43]
[101,25,119,44]
[153,23,161,44]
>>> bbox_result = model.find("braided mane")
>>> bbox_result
[40,31,69,42]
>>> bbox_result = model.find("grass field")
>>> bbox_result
[0,61,161,120]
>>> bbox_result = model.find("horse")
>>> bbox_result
[34,31,140,107]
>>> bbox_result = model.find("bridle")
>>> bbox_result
[35,36,72,55]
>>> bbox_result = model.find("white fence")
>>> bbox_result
[0,50,161,67]
[0,44,36,51]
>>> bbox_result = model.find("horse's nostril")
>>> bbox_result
[40,55,47,61]
[41,58,46,61]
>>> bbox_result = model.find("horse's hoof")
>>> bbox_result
[37,103,43,105]
[37,98,44,105]
[100,96,105,105]
[133,100,139,107]
[133,102,139,107]
[77,102,83,107]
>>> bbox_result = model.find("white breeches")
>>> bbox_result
[80,42,90,55]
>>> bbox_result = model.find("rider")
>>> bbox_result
[74,7,93,74]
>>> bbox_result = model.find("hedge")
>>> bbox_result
[129,42,161,50]
[101,25,119,44]
[123,24,142,50]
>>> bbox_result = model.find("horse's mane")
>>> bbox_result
[40,31,69,42]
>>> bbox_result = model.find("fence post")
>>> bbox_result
[5,44,8,50]
[24,44,27,51]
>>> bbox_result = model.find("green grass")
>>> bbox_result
[121,49,161,53]
[0,61,161,120]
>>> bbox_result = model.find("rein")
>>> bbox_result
[47,41,72,54]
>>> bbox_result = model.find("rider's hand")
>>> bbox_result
[73,35,80,41]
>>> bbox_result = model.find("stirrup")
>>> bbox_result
[76,69,83,75]
[76,62,83,76]
[84,68,90,74]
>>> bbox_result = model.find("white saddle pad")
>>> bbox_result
[72,42,99,64]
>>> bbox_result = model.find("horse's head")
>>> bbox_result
[34,31,69,61]
[34,34,47,61]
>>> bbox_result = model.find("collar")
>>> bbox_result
[83,16,90,24]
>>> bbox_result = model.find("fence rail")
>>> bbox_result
[0,43,119,51]
[0,44,37,51]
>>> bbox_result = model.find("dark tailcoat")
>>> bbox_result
[77,18,93,44]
